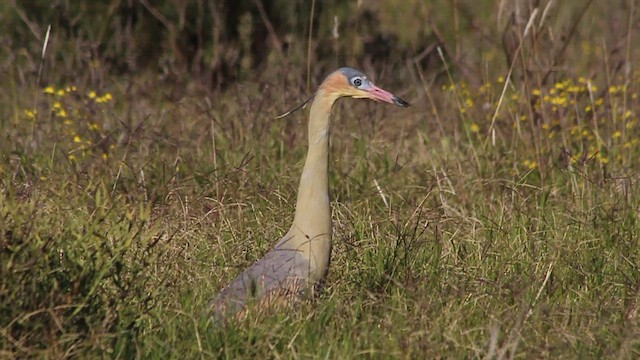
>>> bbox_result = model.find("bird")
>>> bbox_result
[210,67,409,320]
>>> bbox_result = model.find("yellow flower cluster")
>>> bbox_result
[88,90,113,103]
[532,78,596,112]
[443,74,638,171]
[523,159,537,170]
[34,85,115,161]
[442,82,475,114]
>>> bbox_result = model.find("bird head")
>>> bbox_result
[276,67,409,119]
[322,67,409,107]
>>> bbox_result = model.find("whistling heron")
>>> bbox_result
[210,67,409,319]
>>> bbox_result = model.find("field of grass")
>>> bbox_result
[1,0,640,358]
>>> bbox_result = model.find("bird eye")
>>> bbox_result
[352,77,363,87]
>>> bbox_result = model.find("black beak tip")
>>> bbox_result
[393,96,410,107]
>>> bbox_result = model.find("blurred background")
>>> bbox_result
[1,0,629,90]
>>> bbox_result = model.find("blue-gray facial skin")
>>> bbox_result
[339,67,409,107]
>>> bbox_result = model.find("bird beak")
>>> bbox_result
[363,84,410,107]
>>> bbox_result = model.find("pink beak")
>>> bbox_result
[366,84,410,107]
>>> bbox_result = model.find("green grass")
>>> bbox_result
[2,0,640,358]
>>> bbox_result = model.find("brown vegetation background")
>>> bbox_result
[1,0,639,358]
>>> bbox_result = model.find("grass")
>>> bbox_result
[1,0,640,358]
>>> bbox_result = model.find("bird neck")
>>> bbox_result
[291,90,338,239]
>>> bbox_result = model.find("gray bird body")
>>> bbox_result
[209,242,311,317]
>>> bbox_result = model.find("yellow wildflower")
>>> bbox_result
[582,41,591,55]
[96,93,113,103]
[609,85,626,95]
[470,123,480,133]
[24,109,37,119]
[88,91,97,99]
[44,86,55,95]
[465,98,474,108]
[567,85,581,93]
[597,154,609,164]
[73,135,81,143]
[612,131,622,139]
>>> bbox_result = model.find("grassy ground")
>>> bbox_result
[2,0,640,358]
